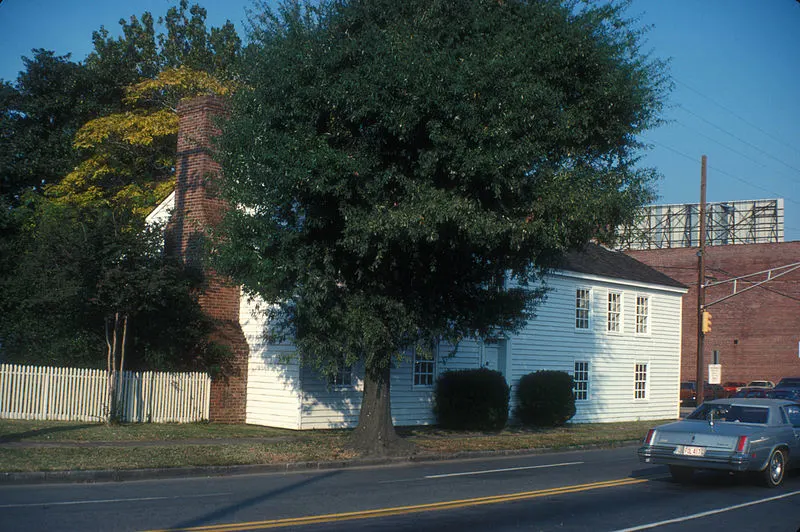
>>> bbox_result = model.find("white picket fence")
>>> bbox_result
[0,364,211,423]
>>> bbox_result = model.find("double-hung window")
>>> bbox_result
[636,295,650,334]
[634,363,648,399]
[328,361,353,387]
[413,347,436,387]
[607,291,622,333]
[573,361,590,401]
[575,288,591,330]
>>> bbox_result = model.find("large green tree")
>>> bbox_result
[0,50,96,205]
[216,0,666,454]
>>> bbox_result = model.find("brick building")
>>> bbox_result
[627,242,800,386]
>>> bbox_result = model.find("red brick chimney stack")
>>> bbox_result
[174,95,248,423]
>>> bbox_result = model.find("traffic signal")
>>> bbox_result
[702,310,712,333]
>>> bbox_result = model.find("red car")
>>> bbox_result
[723,381,746,394]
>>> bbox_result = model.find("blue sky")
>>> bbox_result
[1,0,799,241]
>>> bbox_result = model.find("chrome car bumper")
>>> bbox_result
[638,445,752,472]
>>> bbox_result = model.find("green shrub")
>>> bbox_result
[434,368,510,431]
[514,370,576,427]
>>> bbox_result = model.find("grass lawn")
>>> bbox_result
[0,419,662,473]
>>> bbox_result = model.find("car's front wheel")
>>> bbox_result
[760,448,786,488]
[669,465,694,483]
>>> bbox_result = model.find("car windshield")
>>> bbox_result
[686,404,769,424]
[777,378,800,387]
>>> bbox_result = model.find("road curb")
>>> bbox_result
[0,440,640,485]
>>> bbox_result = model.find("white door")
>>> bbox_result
[482,340,507,376]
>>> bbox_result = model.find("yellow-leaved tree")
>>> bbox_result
[47,66,235,217]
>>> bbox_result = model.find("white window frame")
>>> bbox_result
[635,294,650,335]
[607,290,623,333]
[412,346,436,387]
[573,360,590,401]
[575,287,592,331]
[634,362,649,400]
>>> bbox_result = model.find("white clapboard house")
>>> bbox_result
[150,184,686,429]
[150,97,687,428]
[240,243,687,428]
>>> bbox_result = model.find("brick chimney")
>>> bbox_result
[172,95,248,423]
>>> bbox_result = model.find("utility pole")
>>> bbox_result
[696,155,707,405]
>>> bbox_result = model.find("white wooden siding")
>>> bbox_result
[0,364,210,422]
[242,273,684,428]
[508,274,683,423]
[298,365,362,429]
[241,294,303,429]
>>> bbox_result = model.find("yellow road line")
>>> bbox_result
[146,477,648,532]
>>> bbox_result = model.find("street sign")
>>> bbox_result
[708,364,722,385]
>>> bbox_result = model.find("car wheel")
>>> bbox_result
[669,465,694,483]
[761,448,786,488]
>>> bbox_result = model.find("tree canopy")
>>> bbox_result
[0,1,241,373]
[215,0,667,454]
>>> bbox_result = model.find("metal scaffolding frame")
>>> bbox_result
[617,198,784,250]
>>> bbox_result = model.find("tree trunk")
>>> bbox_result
[105,316,114,424]
[349,363,415,457]
[107,313,120,423]
[116,314,128,421]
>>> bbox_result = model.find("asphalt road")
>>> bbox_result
[1,446,799,532]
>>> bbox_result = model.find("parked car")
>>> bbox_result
[774,377,800,391]
[766,388,800,403]
[638,398,800,487]
[746,380,775,389]
[722,381,746,394]
[680,382,697,406]
[703,383,728,401]
[733,387,769,398]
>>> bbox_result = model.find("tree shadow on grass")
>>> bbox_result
[0,423,100,443]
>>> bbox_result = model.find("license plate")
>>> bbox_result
[676,445,705,457]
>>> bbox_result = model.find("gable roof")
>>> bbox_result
[558,243,686,289]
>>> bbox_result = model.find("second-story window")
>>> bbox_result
[607,291,622,333]
[636,295,650,334]
[575,288,591,329]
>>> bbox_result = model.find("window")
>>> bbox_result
[573,361,589,401]
[413,347,436,386]
[607,291,622,333]
[634,363,648,399]
[636,295,649,334]
[328,362,353,387]
[575,288,591,330]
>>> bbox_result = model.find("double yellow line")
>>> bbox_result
[148,477,648,531]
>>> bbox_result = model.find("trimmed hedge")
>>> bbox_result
[434,368,510,431]
[514,370,576,427]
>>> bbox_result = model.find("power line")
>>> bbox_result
[642,138,800,206]
[674,119,800,184]
[674,78,800,159]
[676,105,800,178]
